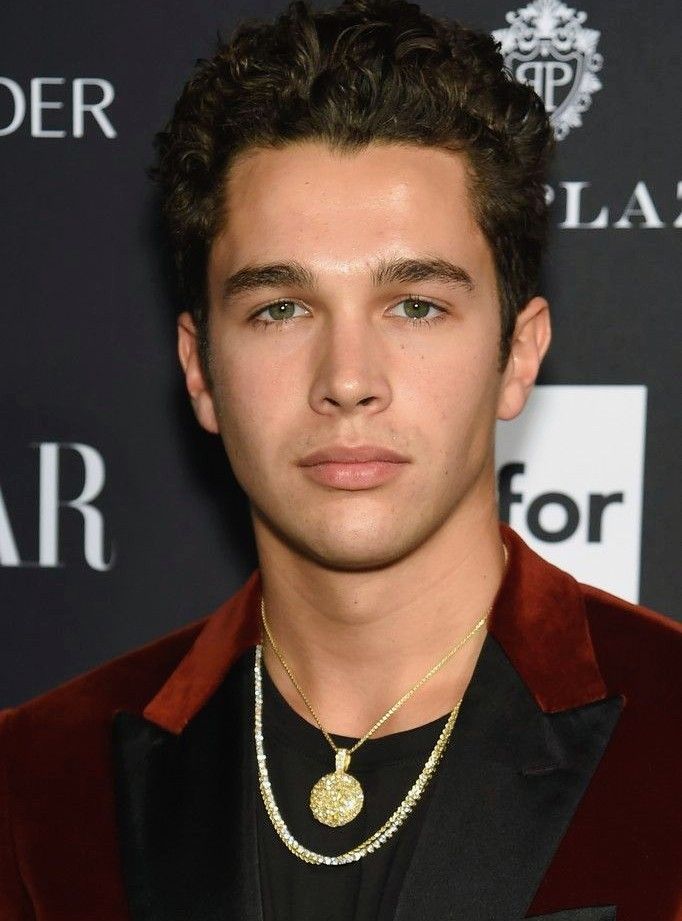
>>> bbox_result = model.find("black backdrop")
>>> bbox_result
[1,0,680,707]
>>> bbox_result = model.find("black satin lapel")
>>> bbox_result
[526,909,616,921]
[395,636,623,921]
[112,652,262,921]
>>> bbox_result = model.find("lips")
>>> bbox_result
[298,445,410,490]
[298,445,410,466]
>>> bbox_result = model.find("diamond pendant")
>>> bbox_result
[309,749,364,827]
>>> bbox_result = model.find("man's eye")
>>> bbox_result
[389,298,443,321]
[256,301,308,322]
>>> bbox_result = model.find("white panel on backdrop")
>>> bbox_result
[495,386,647,603]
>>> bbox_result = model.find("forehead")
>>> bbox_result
[213,141,491,275]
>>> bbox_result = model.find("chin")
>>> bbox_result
[291,523,430,573]
[305,545,408,573]
[253,487,461,571]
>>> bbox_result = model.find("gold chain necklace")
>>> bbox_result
[259,555,504,830]
[254,642,462,865]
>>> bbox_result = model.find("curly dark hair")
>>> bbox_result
[154,0,554,369]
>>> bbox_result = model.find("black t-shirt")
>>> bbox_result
[256,654,449,921]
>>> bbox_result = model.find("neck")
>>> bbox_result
[255,497,506,739]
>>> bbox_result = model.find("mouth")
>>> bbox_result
[298,445,410,490]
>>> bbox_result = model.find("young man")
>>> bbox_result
[1,1,680,919]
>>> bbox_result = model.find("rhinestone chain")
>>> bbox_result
[254,644,462,865]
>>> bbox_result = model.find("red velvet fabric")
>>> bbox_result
[1,526,680,919]
[527,590,682,919]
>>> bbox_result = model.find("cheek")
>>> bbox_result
[408,342,500,452]
[210,343,300,460]
[408,335,498,405]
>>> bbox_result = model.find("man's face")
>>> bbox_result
[182,141,543,570]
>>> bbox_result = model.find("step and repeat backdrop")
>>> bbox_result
[1,0,680,706]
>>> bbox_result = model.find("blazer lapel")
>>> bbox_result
[112,650,263,921]
[111,528,623,920]
[395,635,623,921]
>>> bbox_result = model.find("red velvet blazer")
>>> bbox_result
[1,526,680,921]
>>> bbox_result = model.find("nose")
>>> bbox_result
[308,313,392,416]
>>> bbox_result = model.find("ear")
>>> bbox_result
[177,312,220,434]
[497,296,551,421]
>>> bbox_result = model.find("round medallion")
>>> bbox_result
[310,770,364,827]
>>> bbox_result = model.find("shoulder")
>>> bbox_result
[0,616,206,754]
[1,568,262,761]
[580,581,681,704]
[0,614,213,869]
[0,613,208,899]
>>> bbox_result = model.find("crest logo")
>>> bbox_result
[493,0,603,140]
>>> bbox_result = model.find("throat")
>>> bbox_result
[259,613,488,740]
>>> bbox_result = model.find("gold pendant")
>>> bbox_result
[309,749,364,827]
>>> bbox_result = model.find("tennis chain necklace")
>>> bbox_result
[254,643,462,865]
[259,597,490,829]
[255,549,507,862]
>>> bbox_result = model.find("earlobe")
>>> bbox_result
[177,312,220,434]
[497,296,551,421]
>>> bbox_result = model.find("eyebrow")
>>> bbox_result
[221,256,475,300]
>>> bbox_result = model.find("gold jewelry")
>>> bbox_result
[259,541,506,830]
[254,643,462,865]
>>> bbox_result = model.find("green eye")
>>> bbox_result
[397,298,439,320]
[404,299,429,319]
[267,301,297,321]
